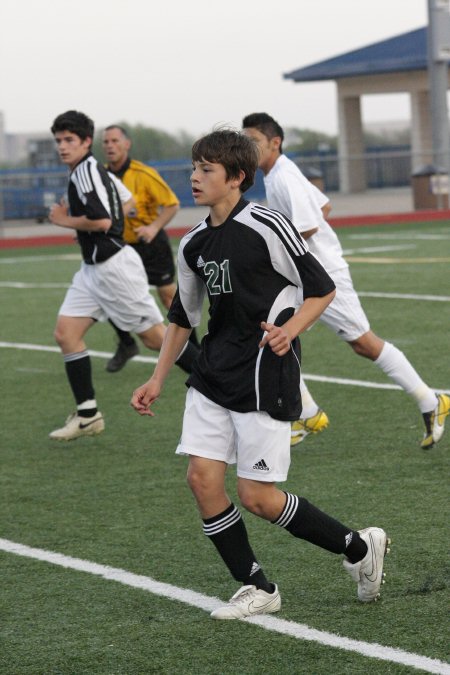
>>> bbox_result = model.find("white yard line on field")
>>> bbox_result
[1,342,448,394]
[342,244,417,254]
[348,231,450,241]
[357,291,450,302]
[0,282,449,302]
[345,256,450,263]
[0,281,157,291]
[0,281,70,289]
[0,341,158,365]
[0,538,448,675]
[0,253,80,264]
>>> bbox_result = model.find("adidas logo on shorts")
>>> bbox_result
[253,459,270,471]
[197,255,206,268]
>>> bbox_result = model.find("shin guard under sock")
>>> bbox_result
[273,492,367,560]
[203,504,272,592]
[64,351,95,407]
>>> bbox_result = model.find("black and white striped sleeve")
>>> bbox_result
[167,236,206,328]
[251,204,335,298]
[71,159,112,220]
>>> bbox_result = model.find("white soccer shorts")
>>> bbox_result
[319,267,370,342]
[176,387,292,482]
[58,245,164,333]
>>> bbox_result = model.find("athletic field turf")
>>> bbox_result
[1,220,449,674]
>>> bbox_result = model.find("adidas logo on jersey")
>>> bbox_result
[196,255,205,268]
[253,459,269,471]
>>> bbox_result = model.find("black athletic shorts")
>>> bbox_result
[130,230,175,287]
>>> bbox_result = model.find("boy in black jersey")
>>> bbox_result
[49,110,198,441]
[131,130,389,618]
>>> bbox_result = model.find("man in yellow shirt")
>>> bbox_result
[103,125,199,371]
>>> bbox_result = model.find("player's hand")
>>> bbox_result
[259,321,291,356]
[49,198,69,227]
[130,380,161,416]
[136,223,158,244]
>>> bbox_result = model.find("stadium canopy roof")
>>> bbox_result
[284,27,429,83]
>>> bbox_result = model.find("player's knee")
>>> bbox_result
[350,340,368,357]
[53,324,66,348]
[186,464,207,497]
[238,484,265,517]
[349,332,384,360]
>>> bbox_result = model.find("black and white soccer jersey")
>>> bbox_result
[168,198,335,421]
[68,152,125,264]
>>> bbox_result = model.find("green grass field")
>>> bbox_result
[0,220,449,674]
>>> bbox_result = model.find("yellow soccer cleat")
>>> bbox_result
[290,409,329,446]
[421,393,450,449]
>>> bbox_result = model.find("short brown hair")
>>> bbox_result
[192,129,258,193]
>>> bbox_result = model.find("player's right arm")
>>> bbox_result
[130,323,191,416]
[49,198,111,231]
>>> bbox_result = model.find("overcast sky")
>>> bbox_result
[0,0,427,137]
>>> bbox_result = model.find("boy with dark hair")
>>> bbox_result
[131,129,389,619]
[49,110,196,441]
[242,112,449,449]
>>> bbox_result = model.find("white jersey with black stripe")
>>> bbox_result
[168,198,335,420]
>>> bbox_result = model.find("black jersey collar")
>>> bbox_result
[205,197,249,228]
[107,156,131,179]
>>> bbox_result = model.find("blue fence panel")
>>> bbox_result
[0,147,413,219]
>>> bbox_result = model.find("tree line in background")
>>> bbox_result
[0,123,412,169]
[91,123,411,163]
[91,124,196,163]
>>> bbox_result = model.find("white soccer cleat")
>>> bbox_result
[49,412,105,441]
[210,584,281,620]
[343,527,390,602]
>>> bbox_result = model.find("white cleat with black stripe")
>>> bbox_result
[343,527,390,602]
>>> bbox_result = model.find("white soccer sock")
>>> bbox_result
[300,376,319,419]
[77,399,98,414]
[374,342,437,413]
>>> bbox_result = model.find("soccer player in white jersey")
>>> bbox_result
[48,110,197,441]
[131,129,389,619]
[243,112,449,450]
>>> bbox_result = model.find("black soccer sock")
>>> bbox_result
[64,351,97,418]
[108,319,136,347]
[175,340,200,374]
[273,492,367,560]
[203,503,273,593]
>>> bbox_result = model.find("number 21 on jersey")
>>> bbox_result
[204,260,232,295]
